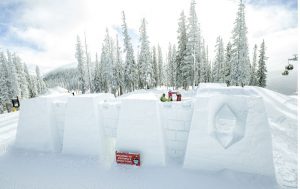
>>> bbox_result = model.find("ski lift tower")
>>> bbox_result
[282,54,298,76]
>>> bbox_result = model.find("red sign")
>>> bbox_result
[116,151,141,166]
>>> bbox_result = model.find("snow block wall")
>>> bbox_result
[116,96,166,167]
[184,93,275,176]
[15,95,69,152]
[98,101,121,138]
[51,100,67,152]
[62,94,114,158]
[160,101,193,163]
[98,101,121,166]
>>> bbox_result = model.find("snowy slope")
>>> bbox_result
[0,112,19,155]
[0,86,297,189]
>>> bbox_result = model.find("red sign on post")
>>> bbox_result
[116,151,141,166]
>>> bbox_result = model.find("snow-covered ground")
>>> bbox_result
[0,85,297,189]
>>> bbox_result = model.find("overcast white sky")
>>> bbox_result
[0,0,298,75]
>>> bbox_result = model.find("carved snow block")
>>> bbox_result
[184,95,275,177]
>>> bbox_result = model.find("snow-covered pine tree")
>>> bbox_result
[75,35,87,94]
[14,54,29,98]
[167,43,173,87]
[171,45,177,87]
[35,65,46,94]
[198,40,210,83]
[108,31,116,94]
[175,11,188,89]
[30,75,38,97]
[138,18,153,89]
[162,60,168,86]
[84,33,92,92]
[99,29,115,93]
[249,44,258,86]
[205,45,212,82]
[6,50,19,98]
[93,53,103,93]
[23,64,34,98]
[151,46,158,87]
[183,0,201,88]
[256,40,267,87]
[122,11,137,92]
[157,44,163,86]
[137,49,142,89]
[0,52,10,112]
[212,36,225,83]
[224,42,233,86]
[230,0,251,87]
[114,35,124,96]
[197,39,204,83]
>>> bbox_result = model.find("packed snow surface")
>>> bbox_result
[0,84,297,189]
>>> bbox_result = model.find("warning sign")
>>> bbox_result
[116,151,140,166]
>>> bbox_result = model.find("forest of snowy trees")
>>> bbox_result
[0,0,268,113]
[55,0,267,97]
[0,50,46,113]
[0,0,269,113]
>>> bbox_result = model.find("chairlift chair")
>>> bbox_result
[282,70,289,76]
[286,64,294,70]
[282,54,297,76]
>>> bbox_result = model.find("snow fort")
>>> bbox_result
[14,85,275,177]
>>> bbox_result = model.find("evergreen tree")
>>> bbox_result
[138,18,153,89]
[256,40,267,87]
[84,33,92,92]
[114,35,124,95]
[75,35,87,94]
[14,55,29,98]
[30,75,38,97]
[199,41,210,83]
[224,42,233,86]
[167,43,174,87]
[122,11,137,92]
[93,53,103,93]
[23,64,34,98]
[230,0,251,87]
[99,29,115,93]
[175,11,188,89]
[36,65,46,94]
[157,44,163,86]
[249,44,258,86]
[151,46,158,87]
[198,39,205,83]
[171,45,177,87]
[183,0,201,88]
[0,52,9,112]
[7,51,19,98]
[212,36,225,82]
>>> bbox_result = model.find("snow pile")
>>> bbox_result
[116,93,166,166]
[184,88,275,177]
[62,94,114,159]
